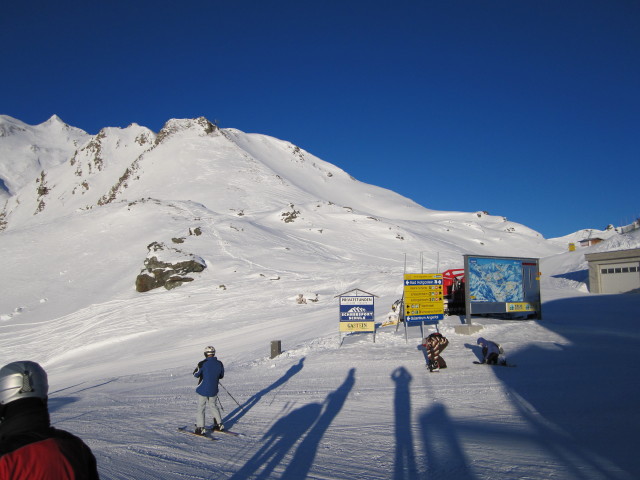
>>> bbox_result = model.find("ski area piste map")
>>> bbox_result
[468,258,524,303]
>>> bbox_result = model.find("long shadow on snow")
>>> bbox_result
[486,293,640,478]
[47,379,118,415]
[551,269,588,283]
[223,357,305,428]
[280,368,355,479]
[50,378,118,397]
[229,368,355,480]
[418,404,477,480]
[391,366,476,480]
[391,367,419,480]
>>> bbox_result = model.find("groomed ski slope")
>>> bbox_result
[41,283,639,480]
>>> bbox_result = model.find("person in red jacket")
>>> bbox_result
[0,361,100,479]
[422,333,449,372]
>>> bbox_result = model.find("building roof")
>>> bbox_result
[584,248,640,262]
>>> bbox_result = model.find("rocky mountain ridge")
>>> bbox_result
[0,114,577,295]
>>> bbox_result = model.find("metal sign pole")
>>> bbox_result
[464,255,472,325]
[404,317,408,343]
[338,295,343,347]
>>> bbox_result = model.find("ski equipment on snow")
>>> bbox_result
[207,426,241,437]
[473,361,516,367]
[178,427,218,440]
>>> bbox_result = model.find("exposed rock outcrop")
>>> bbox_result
[135,241,206,292]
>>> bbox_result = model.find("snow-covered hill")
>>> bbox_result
[0,115,566,321]
[1,115,639,479]
[0,115,90,199]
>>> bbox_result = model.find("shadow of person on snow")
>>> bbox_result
[280,368,356,479]
[223,357,305,427]
[463,343,485,363]
[419,403,478,479]
[391,366,418,480]
[416,344,430,367]
[228,402,322,480]
[230,368,356,480]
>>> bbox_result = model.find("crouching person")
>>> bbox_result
[423,333,449,372]
[0,361,100,479]
[476,337,504,365]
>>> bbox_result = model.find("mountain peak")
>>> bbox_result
[45,114,65,124]
[155,117,217,144]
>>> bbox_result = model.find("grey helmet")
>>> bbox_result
[204,346,216,357]
[0,361,49,406]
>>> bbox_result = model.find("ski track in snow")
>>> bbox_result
[31,304,639,480]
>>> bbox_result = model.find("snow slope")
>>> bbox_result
[1,116,639,479]
[0,115,90,199]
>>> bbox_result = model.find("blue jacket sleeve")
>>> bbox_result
[193,360,205,378]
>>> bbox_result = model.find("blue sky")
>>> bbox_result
[2,0,638,238]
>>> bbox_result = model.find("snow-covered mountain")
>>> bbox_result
[1,113,635,329]
[0,115,90,200]
[2,115,639,479]
[0,114,549,235]
[0,114,568,318]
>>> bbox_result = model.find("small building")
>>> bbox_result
[585,248,640,294]
[579,237,604,247]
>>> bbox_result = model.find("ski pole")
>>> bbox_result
[219,382,244,412]
[216,395,224,412]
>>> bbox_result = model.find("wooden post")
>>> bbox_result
[270,340,282,359]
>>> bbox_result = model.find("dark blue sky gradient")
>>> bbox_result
[2,1,638,238]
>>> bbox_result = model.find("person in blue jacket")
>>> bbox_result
[193,346,225,435]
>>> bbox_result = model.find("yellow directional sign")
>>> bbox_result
[403,273,444,323]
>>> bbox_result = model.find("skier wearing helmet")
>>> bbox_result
[0,360,100,479]
[193,346,225,435]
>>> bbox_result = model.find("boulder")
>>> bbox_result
[135,242,206,292]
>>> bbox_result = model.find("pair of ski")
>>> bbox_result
[178,426,240,441]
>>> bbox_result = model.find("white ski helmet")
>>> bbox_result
[0,361,49,406]
[204,346,216,356]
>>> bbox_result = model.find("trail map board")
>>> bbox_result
[464,255,541,321]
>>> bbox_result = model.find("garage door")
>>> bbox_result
[599,262,640,294]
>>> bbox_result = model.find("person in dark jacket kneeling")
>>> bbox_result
[193,346,225,435]
[0,360,100,479]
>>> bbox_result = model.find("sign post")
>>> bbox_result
[403,273,444,342]
[335,289,377,346]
